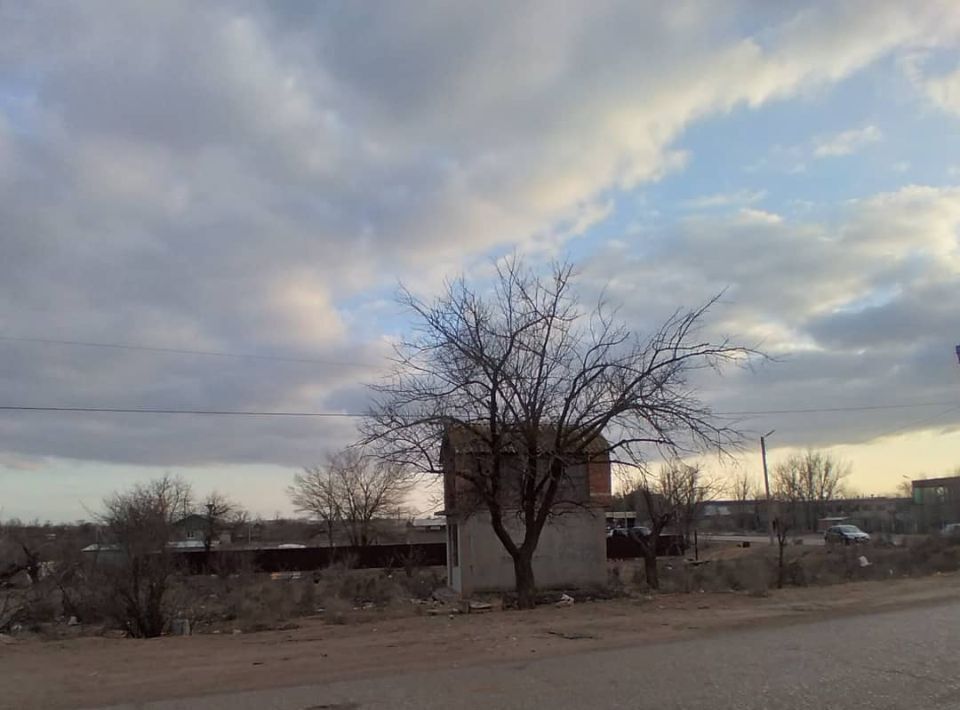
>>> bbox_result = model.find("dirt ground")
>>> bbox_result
[2,572,959,710]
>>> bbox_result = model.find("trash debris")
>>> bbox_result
[858,555,871,567]
[467,601,493,613]
[432,587,459,604]
[67,616,80,626]
[546,629,595,640]
[171,619,191,636]
[555,593,574,608]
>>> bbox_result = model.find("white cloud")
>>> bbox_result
[736,208,783,225]
[813,125,883,157]
[0,1,958,476]
[916,64,960,116]
[683,189,767,209]
[583,185,960,449]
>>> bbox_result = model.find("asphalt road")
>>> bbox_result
[102,600,960,710]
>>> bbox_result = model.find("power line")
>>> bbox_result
[0,406,359,417]
[0,335,374,368]
[0,400,956,418]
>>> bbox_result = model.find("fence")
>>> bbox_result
[173,536,684,574]
[174,542,446,574]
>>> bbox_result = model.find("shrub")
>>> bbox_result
[397,567,444,600]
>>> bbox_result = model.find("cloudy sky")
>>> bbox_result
[2,1,960,521]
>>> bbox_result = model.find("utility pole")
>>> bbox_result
[761,430,775,546]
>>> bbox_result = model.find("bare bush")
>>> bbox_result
[96,475,192,637]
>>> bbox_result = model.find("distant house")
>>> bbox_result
[441,425,611,595]
[405,516,447,545]
[173,513,208,543]
[912,476,960,532]
[172,513,232,547]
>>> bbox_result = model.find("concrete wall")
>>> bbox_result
[450,509,606,595]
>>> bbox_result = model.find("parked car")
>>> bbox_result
[605,527,687,557]
[942,523,960,538]
[824,524,871,545]
[607,526,652,540]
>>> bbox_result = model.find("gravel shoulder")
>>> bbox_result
[2,573,958,710]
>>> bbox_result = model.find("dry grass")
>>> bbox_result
[647,535,960,596]
[8,536,959,640]
[164,564,447,633]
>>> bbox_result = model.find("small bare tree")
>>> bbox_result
[289,448,413,548]
[97,475,192,637]
[896,476,920,499]
[728,469,757,531]
[660,461,719,548]
[620,470,673,590]
[773,450,849,531]
[619,461,716,588]
[773,516,790,589]
[728,469,752,505]
[199,492,238,553]
[364,258,757,606]
[289,463,342,548]
[328,448,413,547]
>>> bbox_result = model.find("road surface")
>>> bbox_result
[102,599,960,710]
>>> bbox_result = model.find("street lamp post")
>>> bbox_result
[761,430,776,546]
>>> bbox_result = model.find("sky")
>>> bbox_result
[1,1,960,522]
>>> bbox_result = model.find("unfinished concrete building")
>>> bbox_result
[441,425,611,595]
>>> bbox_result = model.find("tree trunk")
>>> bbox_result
[643,549,659,590]
[512,551,537,609]
[777,542,785,589]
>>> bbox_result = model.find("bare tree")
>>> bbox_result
[617,461,717,588]
[289,463,341,548]
[618,467,676,590]
[199,492,239,553]
[728,469,752,504]
[896,475,923,499]
[772,450,850,531]
[329,448,413,547]
[97,475,192,637]
[363,258,756,606]
[290,448,413,548]
[660,461,719,547]
[728,469,758,531]
[773,516,790,589]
